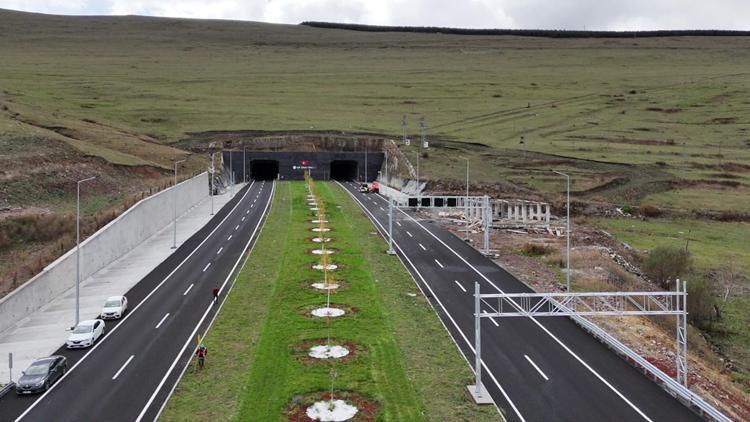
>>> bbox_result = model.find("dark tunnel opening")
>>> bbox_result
[250,160,279,181]
[330,160,358,181]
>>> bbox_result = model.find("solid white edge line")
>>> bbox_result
[202,263,211,272]
[418,243,426,251]
[182,284,194,296]
[337,182,511,421]
[148,181,275,422]
[15,181,258,422]
[155,313,170,329]
[434,259,444,268]
[454,280,467,293]
[524,355,550,381]
[391,192,653,422]
[112,355,135,380]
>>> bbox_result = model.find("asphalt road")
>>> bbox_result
[339,181,700,422]
[0,180,274,422]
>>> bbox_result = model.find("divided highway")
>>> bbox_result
[0,181,274,422]
[339,181,700,422]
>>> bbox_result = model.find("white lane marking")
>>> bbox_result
[396,221,402,227]
[227,235,232,241]
[112,355,135,380]
[434,259,444,268]
[379,206,385,211]
[241,216,245,221]
[525,355,550,381]
[251,204,254,208]
[392,193,653,422]
[406,231,413,237]
[340,183,513,420]
[202,263,211,272]
[15,181,258,421]
[155,313,170,329]
[217,247,223,255]
[246,210,250,214]
[146,181,276,422]
[483,311,500,327]
[418,243,427,251]
[454,280,467,292]
[183,284,194,296]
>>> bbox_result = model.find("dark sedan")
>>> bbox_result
[15,356,67,395]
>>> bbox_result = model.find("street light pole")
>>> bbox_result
[364,140,368,183]
[75,176,96,328]
[243,147,246,183]
[418,116,426,205]
[210,153,215,215]
[463,157,470,241]
[172,159,186,249]
[229,150,234,197]
[552,170,571,292]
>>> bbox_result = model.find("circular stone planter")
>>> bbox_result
[311,307,345,318]
[311,227,331,232]
[311,282,340,290]
[308,344,350,359]
[311,237,332,243]
[311,249,334,255]
[312,264,338,271]
[306,400,358,421]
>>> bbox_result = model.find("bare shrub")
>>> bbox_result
[520,243,554,256]
[642,246,692,289]
[641,204,662,218]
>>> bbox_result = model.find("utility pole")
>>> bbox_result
[75,176,96,328]
[172,159,186,249]
[243,147,246,183]
[552,170,571,292]
[364,140,368,183]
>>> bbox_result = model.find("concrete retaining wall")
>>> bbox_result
[0,173,209,334]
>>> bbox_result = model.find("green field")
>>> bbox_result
[161,181,497,421]
[2,9,750,208]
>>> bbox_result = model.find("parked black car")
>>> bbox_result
[15,356,67,394]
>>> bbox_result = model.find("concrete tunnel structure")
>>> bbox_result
[223,151,384,182]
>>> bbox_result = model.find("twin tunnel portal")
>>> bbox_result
[224,151,384,182]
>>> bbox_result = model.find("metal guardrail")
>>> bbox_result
[569,312,731,422]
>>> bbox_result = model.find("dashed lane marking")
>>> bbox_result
[112,355,135,380]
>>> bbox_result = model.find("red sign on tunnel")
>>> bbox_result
[301,160,309,166]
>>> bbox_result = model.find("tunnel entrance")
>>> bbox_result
[330,160,358,181]
[250,160,279,180]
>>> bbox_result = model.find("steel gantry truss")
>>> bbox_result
[386,194,492,255]
[470,280,691,405]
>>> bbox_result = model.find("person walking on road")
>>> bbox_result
[196,343,208,369]
[212,287,220,303]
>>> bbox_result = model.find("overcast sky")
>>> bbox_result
[1,0,748,30]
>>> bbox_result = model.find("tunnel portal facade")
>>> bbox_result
[224,151,384,182]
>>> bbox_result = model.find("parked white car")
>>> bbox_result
[66,319,105,349]
[101,296,128,320]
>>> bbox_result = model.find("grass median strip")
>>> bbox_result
[162,181,498,421]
